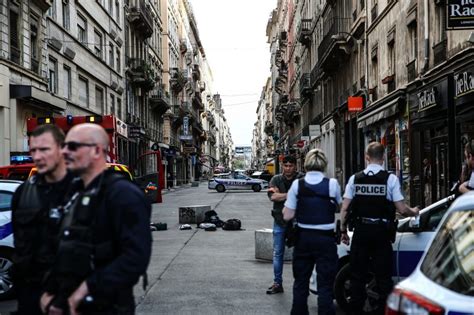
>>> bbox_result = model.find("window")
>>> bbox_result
[408,22,418,62]
[79,76,89,105]
[421,210,473,295]
[109,42,114,67]
[0,192,13,212]
[48,57,58,93]
[30,15,39,73]
[388,43,396,75]
[77,14,87,44]
[115,0,120,21]
[110,94,115,115]
[62,0,70,30]
[96,87,104,113]
[48,0,57,19]
[109,0,113,16]
[117,97,122,119]
[9,6,20,64]
[116,47,121,72]
[94,30,103,58]
[63,65,71,99]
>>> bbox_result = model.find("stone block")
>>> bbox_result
[255,229,293,261]
[191,181,200,187]
[179,205,211,224]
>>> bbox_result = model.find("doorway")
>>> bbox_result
[431,137,449,202]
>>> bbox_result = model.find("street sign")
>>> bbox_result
[183,116,189,135]
[447,1,474,29]
[348,96,363,112]
[309,125,320,138]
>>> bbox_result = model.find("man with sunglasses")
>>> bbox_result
[40,123,152,315]
[11,124,76,315]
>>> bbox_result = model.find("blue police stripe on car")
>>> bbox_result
[396,250,424,278]
[0,222,12,240]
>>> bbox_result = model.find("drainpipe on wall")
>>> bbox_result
[422,0,430,74]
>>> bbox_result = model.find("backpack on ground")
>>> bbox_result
[222,219,242,231]
[203,210,224,227]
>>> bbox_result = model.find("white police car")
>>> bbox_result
[208,172,268,192]
[0,179,21,300]
[386,192,474,315]
[309,194,456,312]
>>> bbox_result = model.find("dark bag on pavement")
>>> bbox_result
[203,210,224,227]
[285,220,299,248]
[222,219,242,230]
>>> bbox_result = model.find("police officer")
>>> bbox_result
[283,149,342,315]
[11,124,76,315]
[340,142,419,314]
[266,155,300,294]
[40,123,152,315]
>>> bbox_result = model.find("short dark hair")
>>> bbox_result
[366,141,385,161]
[282,155,296,164]
[30,124,65,146]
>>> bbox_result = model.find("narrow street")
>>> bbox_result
[135,183,322,314]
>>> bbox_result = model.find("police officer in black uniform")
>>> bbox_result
[11,124,76,315]
[40,123,152,315]
[283,149,342,315]
[340,142,419,314]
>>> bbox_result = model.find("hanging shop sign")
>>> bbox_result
[348,96,364,112]
[447,1,474,30]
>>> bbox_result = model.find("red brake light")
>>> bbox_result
[386,288,444,315]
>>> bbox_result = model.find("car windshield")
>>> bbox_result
[420,209,474,296]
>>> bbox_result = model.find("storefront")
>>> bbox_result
[454,66,474,180]
[408,77,454,208]
[357,91,409,202]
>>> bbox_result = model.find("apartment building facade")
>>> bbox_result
[259,0,474,206]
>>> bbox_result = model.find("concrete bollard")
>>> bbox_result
[255,229,293,261]
[191,181,200,187]
[179,205,211,224]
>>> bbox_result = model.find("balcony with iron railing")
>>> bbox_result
[407,60,417,82]
[318,17,352,67]
[297,19,312,47]
[128,0,153,39]
[149,85,171,115]
[170,67,187,92]
[127,58,156,90]
[299,73,312,99]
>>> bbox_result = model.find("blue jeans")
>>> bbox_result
[273,222,286,285]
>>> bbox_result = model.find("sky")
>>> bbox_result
[190,0,277,147]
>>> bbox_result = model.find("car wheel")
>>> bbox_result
[334,263,380,313]
[252,184,262,192]
[0,248,15,301]
[216,184,226,193]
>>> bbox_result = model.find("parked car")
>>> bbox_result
[386,192,473,314]
[208,172,269,192]
[0,180,22,300]
[250,170,273,182]
[310,195,456,312]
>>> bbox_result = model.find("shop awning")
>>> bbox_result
[10,85,67,111]
[357,97,401,128]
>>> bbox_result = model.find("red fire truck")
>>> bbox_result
[26,115,164,203]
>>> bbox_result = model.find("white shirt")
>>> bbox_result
[343,164,404,202]
[285,171,342,230]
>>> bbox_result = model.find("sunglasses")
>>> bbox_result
[62,141,97,151]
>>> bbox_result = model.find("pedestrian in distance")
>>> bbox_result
[11,124,77,315]
[266,155,300,295]
[283,149,342,315]
[458,140,474,194]
[340,141,419,315]
[40,123,152,315]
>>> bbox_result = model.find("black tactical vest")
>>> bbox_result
[351,170,395,220]
[51,171,126,310]
[13,176,65,281]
